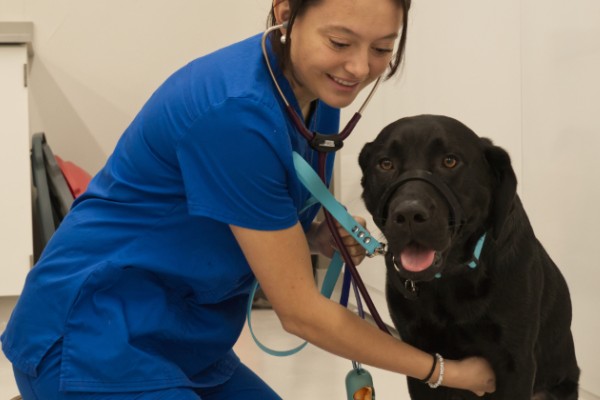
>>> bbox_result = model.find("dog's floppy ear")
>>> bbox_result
[358,142,374,173]
[482,138,517,240]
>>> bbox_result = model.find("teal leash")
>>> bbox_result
[246,152,385,357]
[246,152,384,399]
[246,251,344,357]
[292,152,384,257]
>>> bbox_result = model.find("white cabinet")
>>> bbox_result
[0,22,33,296]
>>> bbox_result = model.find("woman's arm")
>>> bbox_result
[230,223,495,395]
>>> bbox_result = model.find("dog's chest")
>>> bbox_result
[387,281,499,350]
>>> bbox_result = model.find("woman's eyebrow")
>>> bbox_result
[321,25,399,40]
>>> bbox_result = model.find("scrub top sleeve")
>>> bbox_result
[176,97,298,230]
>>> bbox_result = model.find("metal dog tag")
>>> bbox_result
[346,366,375,400]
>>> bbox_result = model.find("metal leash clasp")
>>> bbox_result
[367,242,387,258]
[346,362,375,400]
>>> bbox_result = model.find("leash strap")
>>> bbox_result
[246,151,383,356]
[246,251,344,356]
[292,152,384,256]
[339,266,352,307]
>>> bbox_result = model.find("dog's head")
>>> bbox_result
[359,115,517,281]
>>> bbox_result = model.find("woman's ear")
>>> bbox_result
[273,0,291,26]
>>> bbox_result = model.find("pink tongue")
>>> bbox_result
[400,245,436,272]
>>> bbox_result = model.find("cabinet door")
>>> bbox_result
[0,44,32,296]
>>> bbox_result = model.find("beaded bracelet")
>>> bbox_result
[428,353,445,389]
[420,353,438,383]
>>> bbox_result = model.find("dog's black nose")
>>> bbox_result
[392,200,431,226]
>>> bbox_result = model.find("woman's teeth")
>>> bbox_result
[331,76,358,87]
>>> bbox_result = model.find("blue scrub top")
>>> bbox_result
[2,33,340,392]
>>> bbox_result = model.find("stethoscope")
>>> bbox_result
[261,23,382,155]
[261,23,391,399]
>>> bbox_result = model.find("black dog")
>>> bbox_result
[358,115,579,399]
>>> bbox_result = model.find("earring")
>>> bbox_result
[280,34,287,45]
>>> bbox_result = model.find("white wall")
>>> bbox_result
[521,0,600,395]
[1,0,599,395]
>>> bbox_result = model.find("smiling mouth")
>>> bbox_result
[393,242,442,273]
[328,74,360,88]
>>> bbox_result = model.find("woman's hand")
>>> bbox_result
[444,356,496,396]
[307,216,368,266]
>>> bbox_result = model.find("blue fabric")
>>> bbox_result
[14,339,281,399]
[2,33,339,393]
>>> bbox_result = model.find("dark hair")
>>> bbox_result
[267,0,411,80]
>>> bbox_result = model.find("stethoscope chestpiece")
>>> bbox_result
[310,132,344,152]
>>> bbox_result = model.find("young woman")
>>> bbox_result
[2,0,496,398]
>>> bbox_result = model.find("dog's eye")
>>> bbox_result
[379,158,394,171]
[443,155,459,169]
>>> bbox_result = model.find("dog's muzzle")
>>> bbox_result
[378,170,466,295]
[375,169,465,236]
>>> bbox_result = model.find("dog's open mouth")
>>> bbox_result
[394,242,441,273]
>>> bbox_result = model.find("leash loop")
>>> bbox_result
[246,251,345,357]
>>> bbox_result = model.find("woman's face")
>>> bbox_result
[285,0,403,112]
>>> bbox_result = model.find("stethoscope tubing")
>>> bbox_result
[318,153,390,334]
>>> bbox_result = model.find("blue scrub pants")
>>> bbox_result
[13,340,282,400]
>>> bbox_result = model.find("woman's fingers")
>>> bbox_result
[333,216,368,265]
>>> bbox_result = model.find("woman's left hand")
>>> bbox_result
[308,216,368,266]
